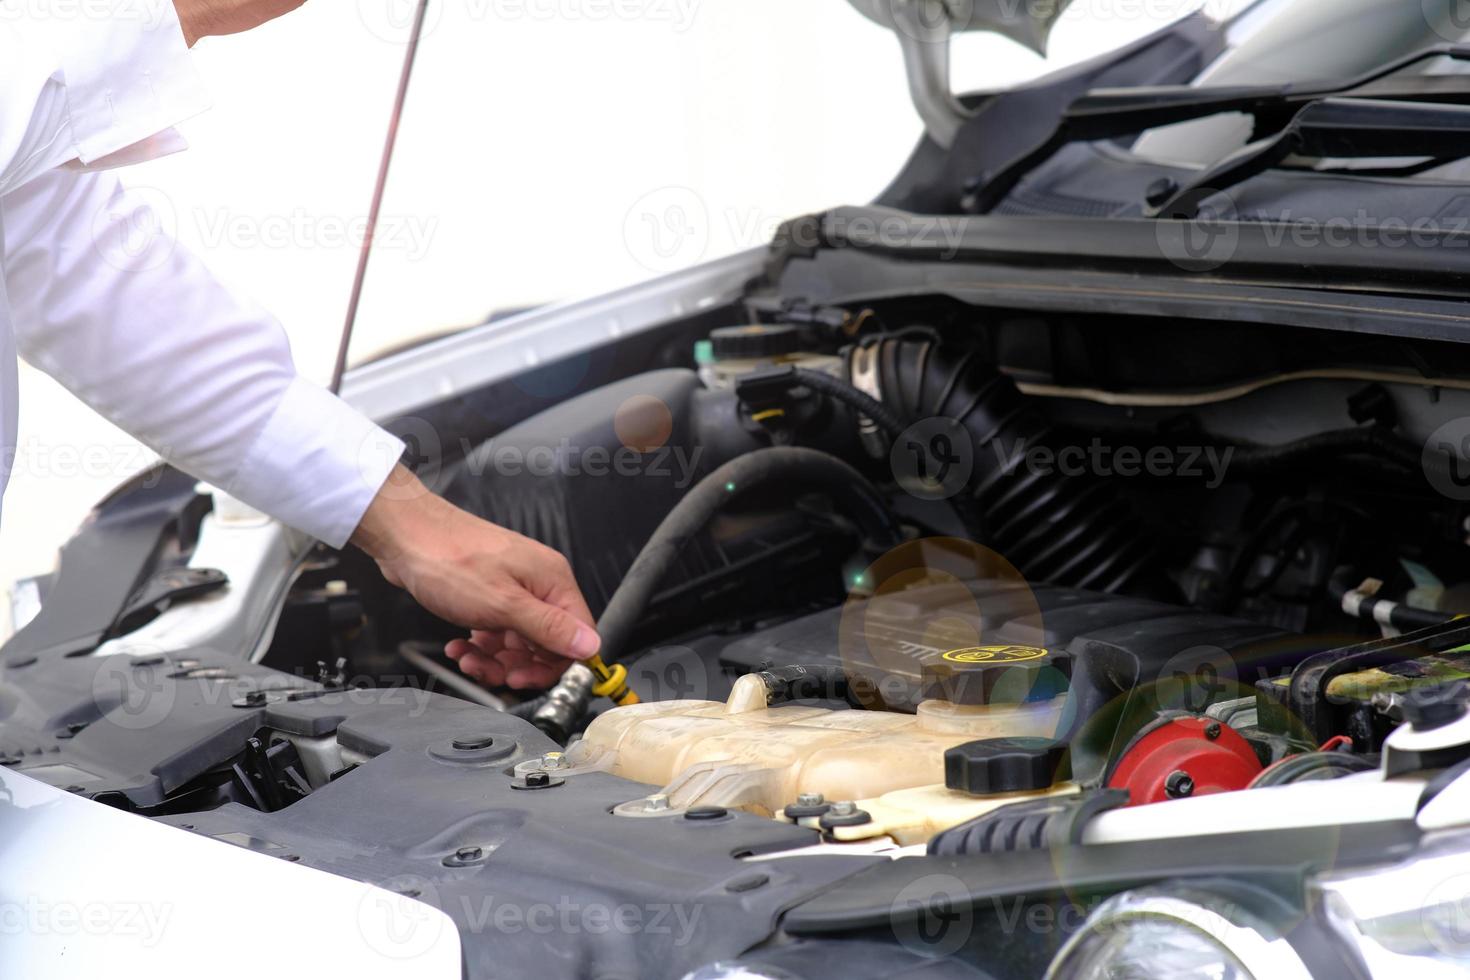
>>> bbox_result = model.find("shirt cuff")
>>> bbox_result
[228,377,407,548]
[49,0,211,165]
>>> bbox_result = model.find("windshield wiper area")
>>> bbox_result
[968,42,1470,217]
[1149,97,1470,219]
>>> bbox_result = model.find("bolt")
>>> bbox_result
[1146,176,1180,208]
[643,794,671,812]
[829,801,857,817]
[524,770,551,788]
[452,735,495,751]
[455,846,483,862]
[1165,770,1196,799]
[539,752,568,771]
[684,806,728,821]
[1204,722,1221,740]
[796,793,825,807]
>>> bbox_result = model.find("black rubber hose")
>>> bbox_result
[508,695,549,719]
[1326,573,1455,632]
[1226,426,1426,475]
[598,447,902,665]
[787,367,907,439]
[867,336,1163,595]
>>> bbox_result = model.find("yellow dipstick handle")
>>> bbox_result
[585,655,639,706]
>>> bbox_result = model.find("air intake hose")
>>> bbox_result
[852,335,1160,594]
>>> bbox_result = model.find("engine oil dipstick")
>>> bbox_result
[584,654,639,707]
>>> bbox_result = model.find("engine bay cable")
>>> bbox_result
[529,447,902,742]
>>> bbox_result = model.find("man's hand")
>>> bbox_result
[173,0,305,46]
[352,465,600,690]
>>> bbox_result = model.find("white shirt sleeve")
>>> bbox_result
[0,2,407,547]
[0,1,209,195]
[2,168,407,548]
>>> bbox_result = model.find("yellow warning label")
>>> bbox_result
[941,645,1049,665]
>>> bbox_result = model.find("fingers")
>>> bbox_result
[504,659,566,690]
[446,631,575,691]
[503,593,601,661]
[453,648,507,688]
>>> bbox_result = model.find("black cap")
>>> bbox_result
[945,737,1069,795]
[710,325,800,360]
[921,645,1071,707]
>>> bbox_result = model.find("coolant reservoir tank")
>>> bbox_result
[571,646,1070,817]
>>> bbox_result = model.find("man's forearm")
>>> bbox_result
[172,0,306,47]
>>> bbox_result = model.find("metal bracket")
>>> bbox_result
[891,0,969,149]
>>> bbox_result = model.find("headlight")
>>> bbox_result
[1046,885,1313,980]
[1315,831,1470,978]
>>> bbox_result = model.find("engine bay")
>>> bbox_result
[7,297,1470,977]
[402,303,1470,843]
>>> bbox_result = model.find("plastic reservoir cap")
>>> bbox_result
[920,645,1072,707]
[709,324,800,360]
[945,737,1070,795]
